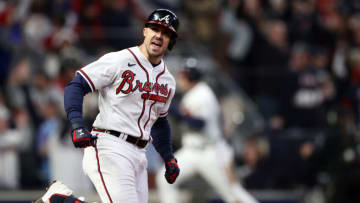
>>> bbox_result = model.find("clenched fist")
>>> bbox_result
[164,158,180,184]
[71,123,97,148]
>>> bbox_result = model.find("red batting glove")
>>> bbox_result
[71,123,97,148]
[164,158,180,184]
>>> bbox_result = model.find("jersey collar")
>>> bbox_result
[133,46,164,70]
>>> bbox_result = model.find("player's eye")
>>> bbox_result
[163,30,172,38]
[150,26,160,32]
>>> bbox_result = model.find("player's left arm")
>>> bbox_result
[151,116,179,184]
[152,75,179,184]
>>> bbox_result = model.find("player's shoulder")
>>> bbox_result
[188,82,213,98]
[98,46,141,62]
[99,48,133,61]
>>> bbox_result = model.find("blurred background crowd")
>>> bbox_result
[1,0,360,203]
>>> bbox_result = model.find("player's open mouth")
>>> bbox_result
[151,41,162,48]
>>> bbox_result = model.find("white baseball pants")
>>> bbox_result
[156,144,238,203]
[83,132,148,203]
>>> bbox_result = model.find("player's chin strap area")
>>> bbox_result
[92,127,151,149]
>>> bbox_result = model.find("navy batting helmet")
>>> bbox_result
[182,58,202,82]
[145,9,179,50]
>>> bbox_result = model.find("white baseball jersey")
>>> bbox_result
[157,81,239,203]
[77,46,176,140]
[180,81,222,142]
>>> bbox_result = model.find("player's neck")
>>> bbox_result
[189,82,198,89]
[139,44,162,65]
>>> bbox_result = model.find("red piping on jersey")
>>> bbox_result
[144,101,156,129]
[127,48,150,140]
[144,63,166,129]
[159,88,172,117]
[78,69,96,91]
[126,48,149,82]
[95,145,113,203]
[160,111,168,116]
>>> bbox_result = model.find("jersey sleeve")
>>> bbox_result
[77,53,120,92]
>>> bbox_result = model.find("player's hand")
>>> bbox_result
[71,123,97,148]
[164,157,180,184]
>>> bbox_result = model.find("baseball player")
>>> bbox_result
[156,59,258,203]
[35,9,180,203]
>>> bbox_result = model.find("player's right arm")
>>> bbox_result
[64,52,122,148]
[64,73,96,148]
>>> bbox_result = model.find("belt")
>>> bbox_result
[92,127,149,149]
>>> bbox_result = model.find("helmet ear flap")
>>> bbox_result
[168,36,176,50]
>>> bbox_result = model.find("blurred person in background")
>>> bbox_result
[248,18,289,129]
[236,135,271,190]
[13,107,39,189]
[23,0,53,61]
[99,0,146,49]
[47,58,96,195]
[182,0,221,44]
[75,0,146,55]
[280,43,335,130]
[6,57,33,109]
[307,107,360,203]
[31,70,64,111]
[220,0,253,69]
[334,13,360,123]
[181,0,232,73]
[54,58,83,94]
[0,0,31,84]
[236,131,318,192]
[5,58,62,128]
[0,102,29,189]
[4,54,68,189]
[342,48,360,123]
[266,131,318,190]
[4,57,45,188]
[223,1,290,128]
[36,99,62,185]
[156,58,258,203]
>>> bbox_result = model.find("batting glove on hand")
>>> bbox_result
[71,123,97,148]
[164,157,180,184]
